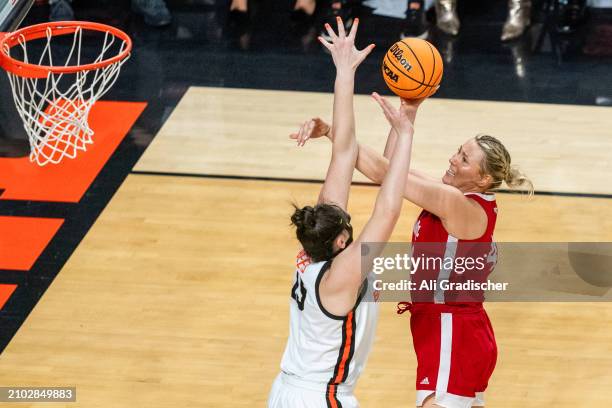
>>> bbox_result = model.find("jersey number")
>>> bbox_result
[291,272,307,311]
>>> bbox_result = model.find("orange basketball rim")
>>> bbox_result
[0,21,132,166]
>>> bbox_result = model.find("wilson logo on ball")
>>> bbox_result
[389,43,413,72]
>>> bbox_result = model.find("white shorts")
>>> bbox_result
[416,390,485,408]
[268,373,359,408]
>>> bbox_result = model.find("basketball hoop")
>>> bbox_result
[0,21,132,166]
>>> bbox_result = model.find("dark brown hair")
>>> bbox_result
[291,203,353,262]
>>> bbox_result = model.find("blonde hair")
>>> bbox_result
[475,134,534,195]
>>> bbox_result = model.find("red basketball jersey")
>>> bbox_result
[410,192,498,305]
[399,193,500,405]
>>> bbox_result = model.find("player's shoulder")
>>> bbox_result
[465,192,497,209]
[464,192,496,201]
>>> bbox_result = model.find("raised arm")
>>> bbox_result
[383,111,415,158]
[382,107,441,183]
[320,94,417,316]
[290,113,486,240]
[355,146,487,240]
[315,18,375,211]
[292,113,439,183]
[383,84,439,160]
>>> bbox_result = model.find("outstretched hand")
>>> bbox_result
[289,118,331,147]
[372,92,424,135]
[318,17,376,73]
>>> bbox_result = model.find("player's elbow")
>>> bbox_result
[332,140,358,159]
[372,167,387,185]
[364,162,386,185]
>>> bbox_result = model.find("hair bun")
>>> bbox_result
[291,206,316,230]
[505,165,534,195]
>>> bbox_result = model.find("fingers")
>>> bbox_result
[291,121,307,143]
[295,120,316,146]
[324,23,338,41]
[336,16,346,38]
[372,92,395,113]
[301,120,315,146]
[293,121,306,146]
[356,43,375,64]
[373,92,407,128]
[298,121,309,146]
[317,35,333,51]
[371,92,392,120]
[348,18,359,40]
[371,92,386,110]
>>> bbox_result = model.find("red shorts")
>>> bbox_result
[406,303,497,408]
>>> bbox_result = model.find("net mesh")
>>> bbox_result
[2,25,130,165]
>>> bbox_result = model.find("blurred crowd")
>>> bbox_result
[48,0,172,27]
[401,0,588,41]
[42,0,592,40]
[224,0,591,42]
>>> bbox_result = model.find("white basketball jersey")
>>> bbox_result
[279,250,379,395]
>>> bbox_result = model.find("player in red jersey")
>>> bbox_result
[291,110,533,407]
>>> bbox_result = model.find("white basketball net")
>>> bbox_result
[3,26,130,166]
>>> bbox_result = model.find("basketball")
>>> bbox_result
[382,38,443,99]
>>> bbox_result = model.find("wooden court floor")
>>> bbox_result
[0,88,611,407]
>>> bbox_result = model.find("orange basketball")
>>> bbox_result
[381,38,443,99]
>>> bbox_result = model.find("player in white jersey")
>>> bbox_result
[269,18,425,408]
